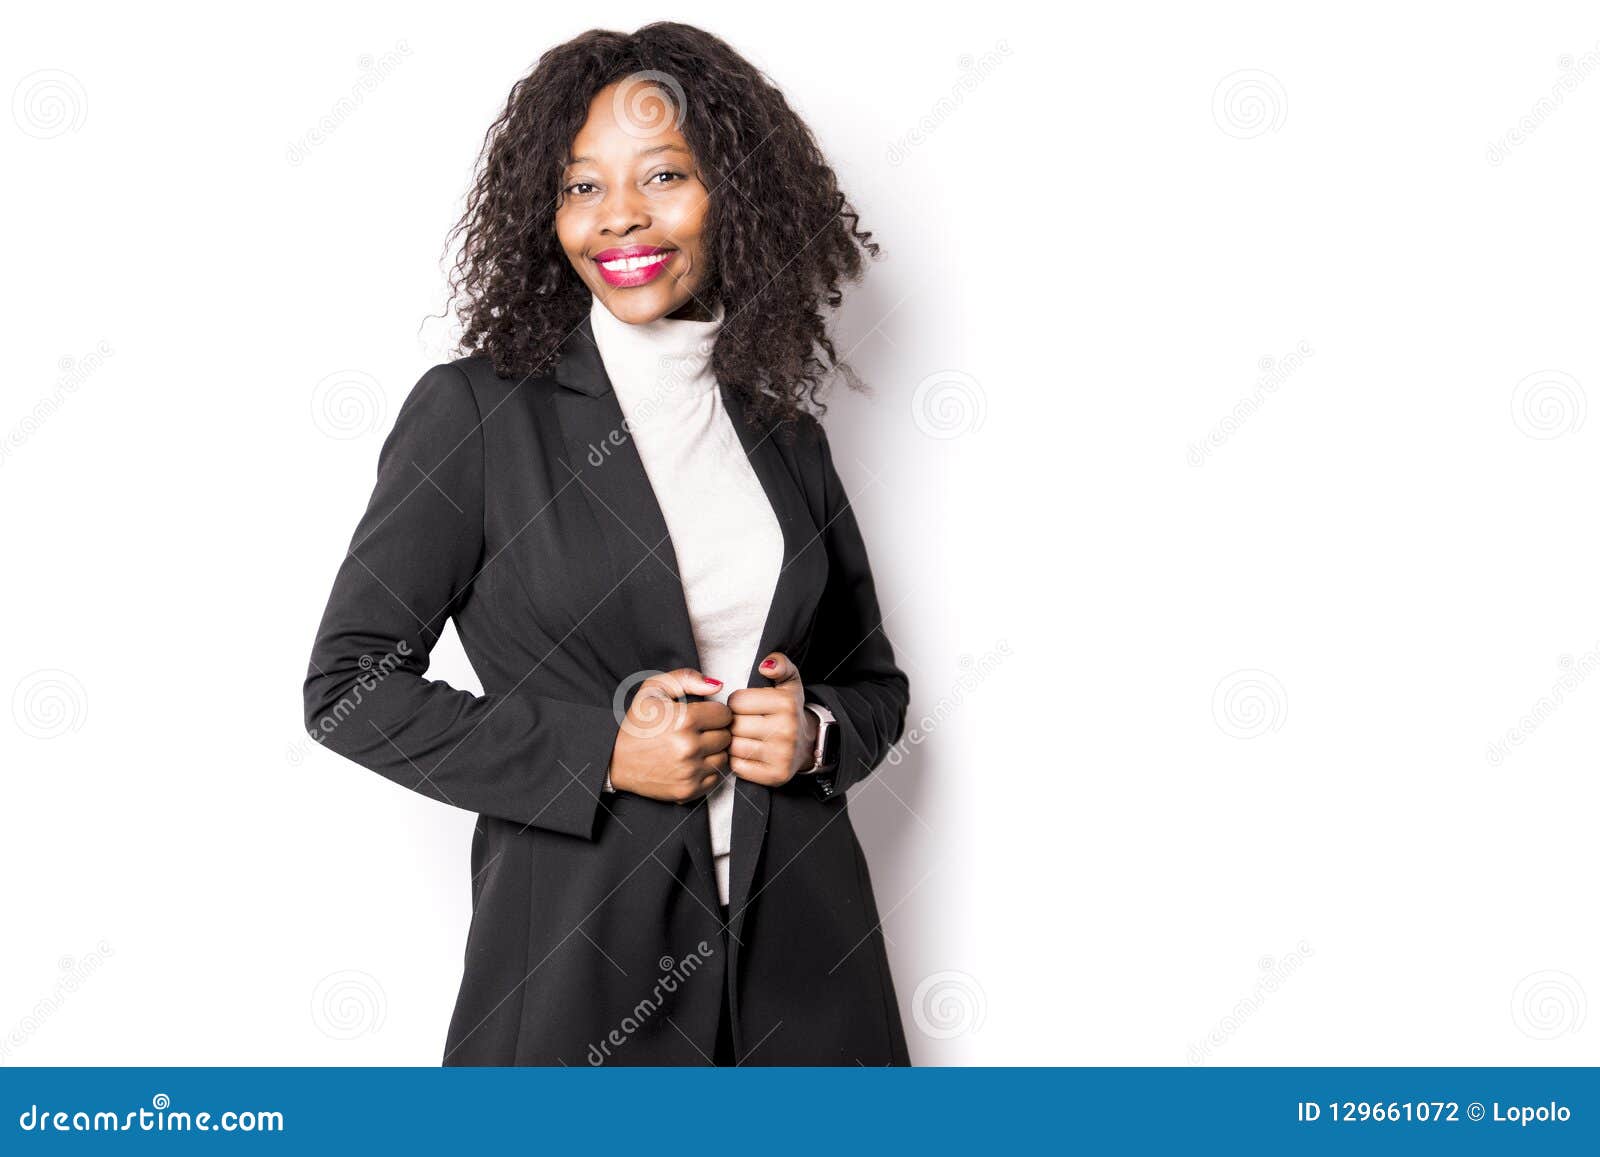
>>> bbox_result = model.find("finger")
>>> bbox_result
[729,713,777,742]
[696,727,732,755]
[729,735,765,761]
[687,700,733,730]
[727,686,787,715]
[654,668,725,698]
[678,770,722,803]
[757,652,799,685]
[624,686,690,737]
[729,754,781,784]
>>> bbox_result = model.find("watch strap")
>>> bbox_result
[798,702,836,775]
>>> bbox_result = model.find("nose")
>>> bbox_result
[599,182,649,239]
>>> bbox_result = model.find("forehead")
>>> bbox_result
[567,81,692,167]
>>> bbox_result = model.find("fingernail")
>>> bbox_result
[705,677,723,687]
[760,659,776,670]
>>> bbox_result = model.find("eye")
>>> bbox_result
[564,181,598,197]
[649,170,685,185]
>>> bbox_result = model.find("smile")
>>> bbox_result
[597,251,672,272]
[593,246,676,287]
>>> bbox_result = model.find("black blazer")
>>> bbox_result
[302,315,912,1065]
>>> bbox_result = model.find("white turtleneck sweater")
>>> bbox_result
[587,292,785,907]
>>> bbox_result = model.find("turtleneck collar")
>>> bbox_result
[588,292,725,409]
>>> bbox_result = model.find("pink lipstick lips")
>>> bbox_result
[593,244,676,287]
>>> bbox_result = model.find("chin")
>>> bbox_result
[601,286,689,324]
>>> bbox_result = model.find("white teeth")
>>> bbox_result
[599,251,671,272]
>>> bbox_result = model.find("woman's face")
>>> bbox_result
[555,81,715,324]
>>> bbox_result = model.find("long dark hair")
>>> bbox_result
[440,21,880,430]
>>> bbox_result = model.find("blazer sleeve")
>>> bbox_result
[797,421,911,797]
[301,364,619,839]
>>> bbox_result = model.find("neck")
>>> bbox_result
[666,296,716,323]
[588,293,725,407]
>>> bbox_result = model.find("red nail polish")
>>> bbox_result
[760,659,776,670]
[705,677,723,687]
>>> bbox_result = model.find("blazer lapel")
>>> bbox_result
[551,315,717,899]
[551,316,702,679]
[719,389,826,934]
[548,314,824,934]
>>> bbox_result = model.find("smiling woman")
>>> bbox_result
[441,21,880,428]
[555,120,711,312]
[303,20,910,1067]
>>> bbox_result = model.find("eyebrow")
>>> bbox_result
[566,143,691,168]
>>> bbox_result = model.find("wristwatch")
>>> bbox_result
[798,702,840,797]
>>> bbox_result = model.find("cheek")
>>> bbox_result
[662,201,709,268]
[553,212,588,267]
[676,233,710,285]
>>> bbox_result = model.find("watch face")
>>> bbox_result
[818,719,840,768]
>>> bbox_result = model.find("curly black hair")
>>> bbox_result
[438,21,881,433]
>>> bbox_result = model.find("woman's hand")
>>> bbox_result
[607,669,732,803]
[727,652,819,786]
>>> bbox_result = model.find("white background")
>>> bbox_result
[3,1,1597,1066]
